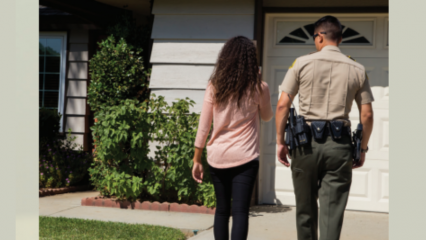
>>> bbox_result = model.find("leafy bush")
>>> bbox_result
[87,28,215,207]
[89,99,150,199]
[39,109,92,188]
[39,108,61,144]
[107,13,151,58]
[87,36,150,113]
[149,95,215,207]
[89,95,215,207]
[39,133,92,188]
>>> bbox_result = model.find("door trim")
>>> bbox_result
[258,12,389,207]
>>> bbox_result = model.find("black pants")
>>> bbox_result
[209,159,259,240]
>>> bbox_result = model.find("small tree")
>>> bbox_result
[87,36,150,113]
[106,13,152,69]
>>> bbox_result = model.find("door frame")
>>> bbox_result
[256,7,389,205]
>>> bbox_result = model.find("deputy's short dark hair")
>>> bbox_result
[314,15,343,42]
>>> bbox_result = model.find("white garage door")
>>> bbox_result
[259,14,389,212]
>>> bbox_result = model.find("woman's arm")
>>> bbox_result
[259,82,274,122]
[192,85,214,183]
[193,88,214,151]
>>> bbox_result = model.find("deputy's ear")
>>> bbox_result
[338,37,342,45]
[319,34,324,43]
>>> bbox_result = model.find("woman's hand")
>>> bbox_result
[277,144,291,167]
[192,147,204,183]
[192,162,204,183]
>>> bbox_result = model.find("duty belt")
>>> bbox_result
[311,124,351,137]
[310,120,350,142]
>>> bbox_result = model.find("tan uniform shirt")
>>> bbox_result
[279,45,374,126]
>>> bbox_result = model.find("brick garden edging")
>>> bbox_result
[39,185,92,197]
[81,197,216,215]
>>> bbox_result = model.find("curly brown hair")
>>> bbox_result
[209,36,262,108]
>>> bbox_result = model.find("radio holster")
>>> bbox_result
[284,94,310,153]
[352,123,363,164]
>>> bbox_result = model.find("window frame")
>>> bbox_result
[39,31,67,132]
[271,16,379,49]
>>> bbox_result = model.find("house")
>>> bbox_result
[39,0,389,213]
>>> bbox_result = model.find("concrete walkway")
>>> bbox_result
[191,205,389,240]
[39,191,388,239]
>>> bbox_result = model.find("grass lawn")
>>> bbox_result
[39,216,186,240]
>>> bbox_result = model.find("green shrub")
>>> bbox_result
[149,95,215,207]
[87,29,215,207]
[39,109,93,188]
[87,36,150,113]
[89,99,151,199]
[39,132,93,188]
[39,108,62,143]
[89,95,215,207]
[106,13,151,58]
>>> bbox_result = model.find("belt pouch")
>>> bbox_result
[285,124,296,149]
[295,116,309,145]
[285,125,291,146]
[303,123,312,144]
[330,120,344,140]
[289,109,299,148]
[311,121,327,141]
[294,116,305,135]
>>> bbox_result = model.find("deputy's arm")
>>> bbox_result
[275,93,294,145]
[353,101,374,169]
[354,71,375,151]
[357,102,374,150]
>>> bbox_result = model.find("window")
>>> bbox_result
[276,20,374,46]
[39,32,67,131]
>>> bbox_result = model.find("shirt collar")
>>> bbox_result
[321,45,341,52]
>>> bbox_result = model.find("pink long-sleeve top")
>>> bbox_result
[194,82,273,169]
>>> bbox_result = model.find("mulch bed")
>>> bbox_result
[81,196,216,215]
[39,185,92,197]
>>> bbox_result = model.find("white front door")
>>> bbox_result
[259,14,389,212]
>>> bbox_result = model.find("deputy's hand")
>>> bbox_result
[192,162,204,183]
[353,152,366,169]
[277,144,291,167]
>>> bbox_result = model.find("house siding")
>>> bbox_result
[64,28,90,147]
[149,0,255,113]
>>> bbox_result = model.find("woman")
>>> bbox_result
[192,36,273,240]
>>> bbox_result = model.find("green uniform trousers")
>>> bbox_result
[290,135,353,240]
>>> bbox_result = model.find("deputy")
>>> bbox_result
[275,16,374,240]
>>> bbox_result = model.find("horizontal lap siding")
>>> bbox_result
[150,65,214,89]
[64,29,89,147]
[150,89,206,113]
[65,117,85,133]
[152,15,254,40]
[152,0,254,14]
[67,81,87,97]
[150,40,225,64]
[149,0,254,112]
